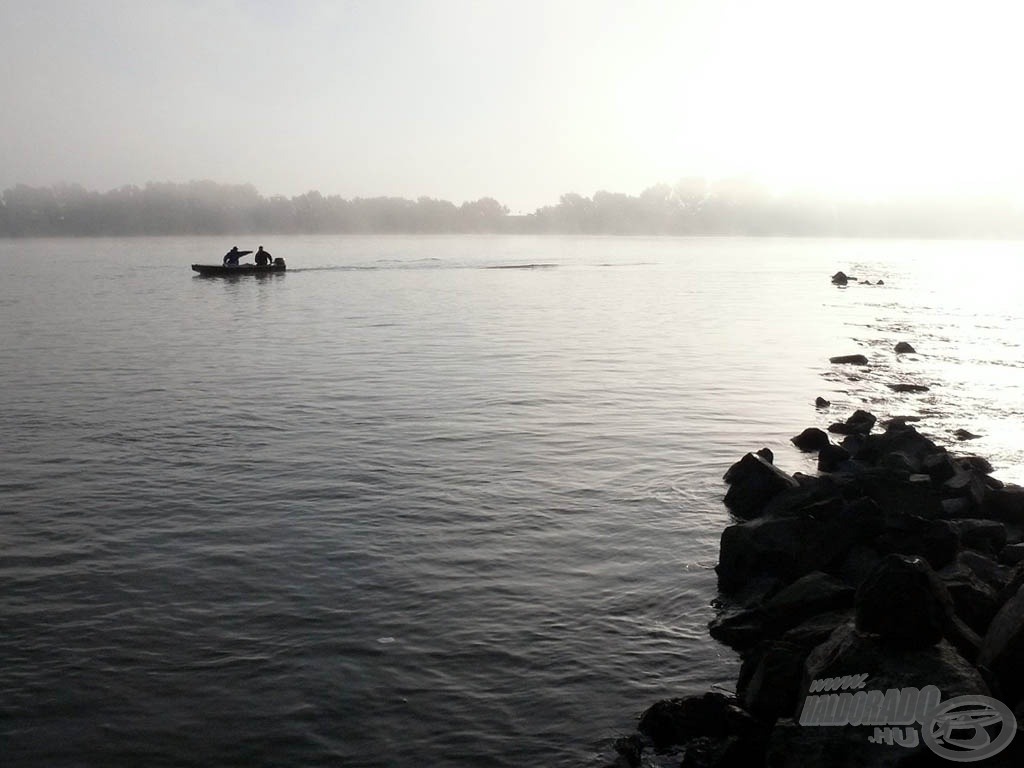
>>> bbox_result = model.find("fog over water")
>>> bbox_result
[4,1,1024,212]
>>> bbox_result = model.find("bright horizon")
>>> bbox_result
[3,0,1024,213]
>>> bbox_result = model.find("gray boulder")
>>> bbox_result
[979,583,1024,707]
[828,409,878,436]
[766,624,990,768]
[717,514,861,594]
[940,560,1001,635]
[854,554,954,649]
[817,443,850,473]
[723,452,799,519]
[952,519,1007,556]
[1000,543,1024,566]
[762,572,856,634]
[738,611,851,722]
[983,485,1024,524]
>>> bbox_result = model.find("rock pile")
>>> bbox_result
[610,415,1024,767]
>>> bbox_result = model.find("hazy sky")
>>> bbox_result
[3,0,1024,212]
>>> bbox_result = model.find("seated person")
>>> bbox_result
[254,246,273,266]
[223,246,243,266]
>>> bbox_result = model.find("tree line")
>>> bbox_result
[2,178,1022,238]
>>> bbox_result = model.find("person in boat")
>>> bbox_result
[223,246,243,267]
[254,246,272,267]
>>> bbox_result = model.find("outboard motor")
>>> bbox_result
[274,257,286,268]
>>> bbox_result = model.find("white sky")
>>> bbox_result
[2,0,1024,212]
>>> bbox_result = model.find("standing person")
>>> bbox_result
[254,246,272,266]
[223,246,243,266]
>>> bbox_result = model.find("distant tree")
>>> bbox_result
[4,178,1024,239]
[459,197,509,231]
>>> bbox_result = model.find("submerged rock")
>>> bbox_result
[791,427,831,452]
[637,692,760,750]
[829,354,869,365]
[887,382,930,393]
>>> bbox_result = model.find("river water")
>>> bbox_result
[2,235,1022,767]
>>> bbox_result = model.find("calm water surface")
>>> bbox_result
[2,236,1022,767]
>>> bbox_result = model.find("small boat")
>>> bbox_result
[191,258,287,276]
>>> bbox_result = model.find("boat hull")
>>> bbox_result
[191,263,286,276]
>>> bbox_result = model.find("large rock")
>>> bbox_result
[958,455,995,475]
[758,476,847,519]
[951,519,1007,556]
[854,555,954,649]
[870,509,958,569]
[817,443,850,473]
[723,452,799,519]
[983,485,1024,524]
[958,549,1013,593]
[791,427,831,452]
[717,513,863,594]
[827,409,877,436]
[1001,544,1024,566]
[709,605,768,652]
[762,571,856,633]
[940,560,1001,635]
[712,570,854,650]
[637,692,760,750]
[833,545,885,589]
[831,271,849,285]
[860,472,943,519]
[979,583,1024,707]
[942,469,989,513]
[894,341,916,354]
[851,424,941,473]
[738,611,851,722]
[765,624,991,768]
[922,451,957,483]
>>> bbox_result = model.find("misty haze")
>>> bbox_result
[4,2,1024,768]
[3,179,1023,238]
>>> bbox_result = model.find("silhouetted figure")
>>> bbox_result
[254,246,272,266]
[223,246,243,266]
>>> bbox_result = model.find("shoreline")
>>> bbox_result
[606,290,1024,767]
[609,414,1024,767]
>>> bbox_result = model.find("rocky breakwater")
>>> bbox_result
[610,416,1024,767]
